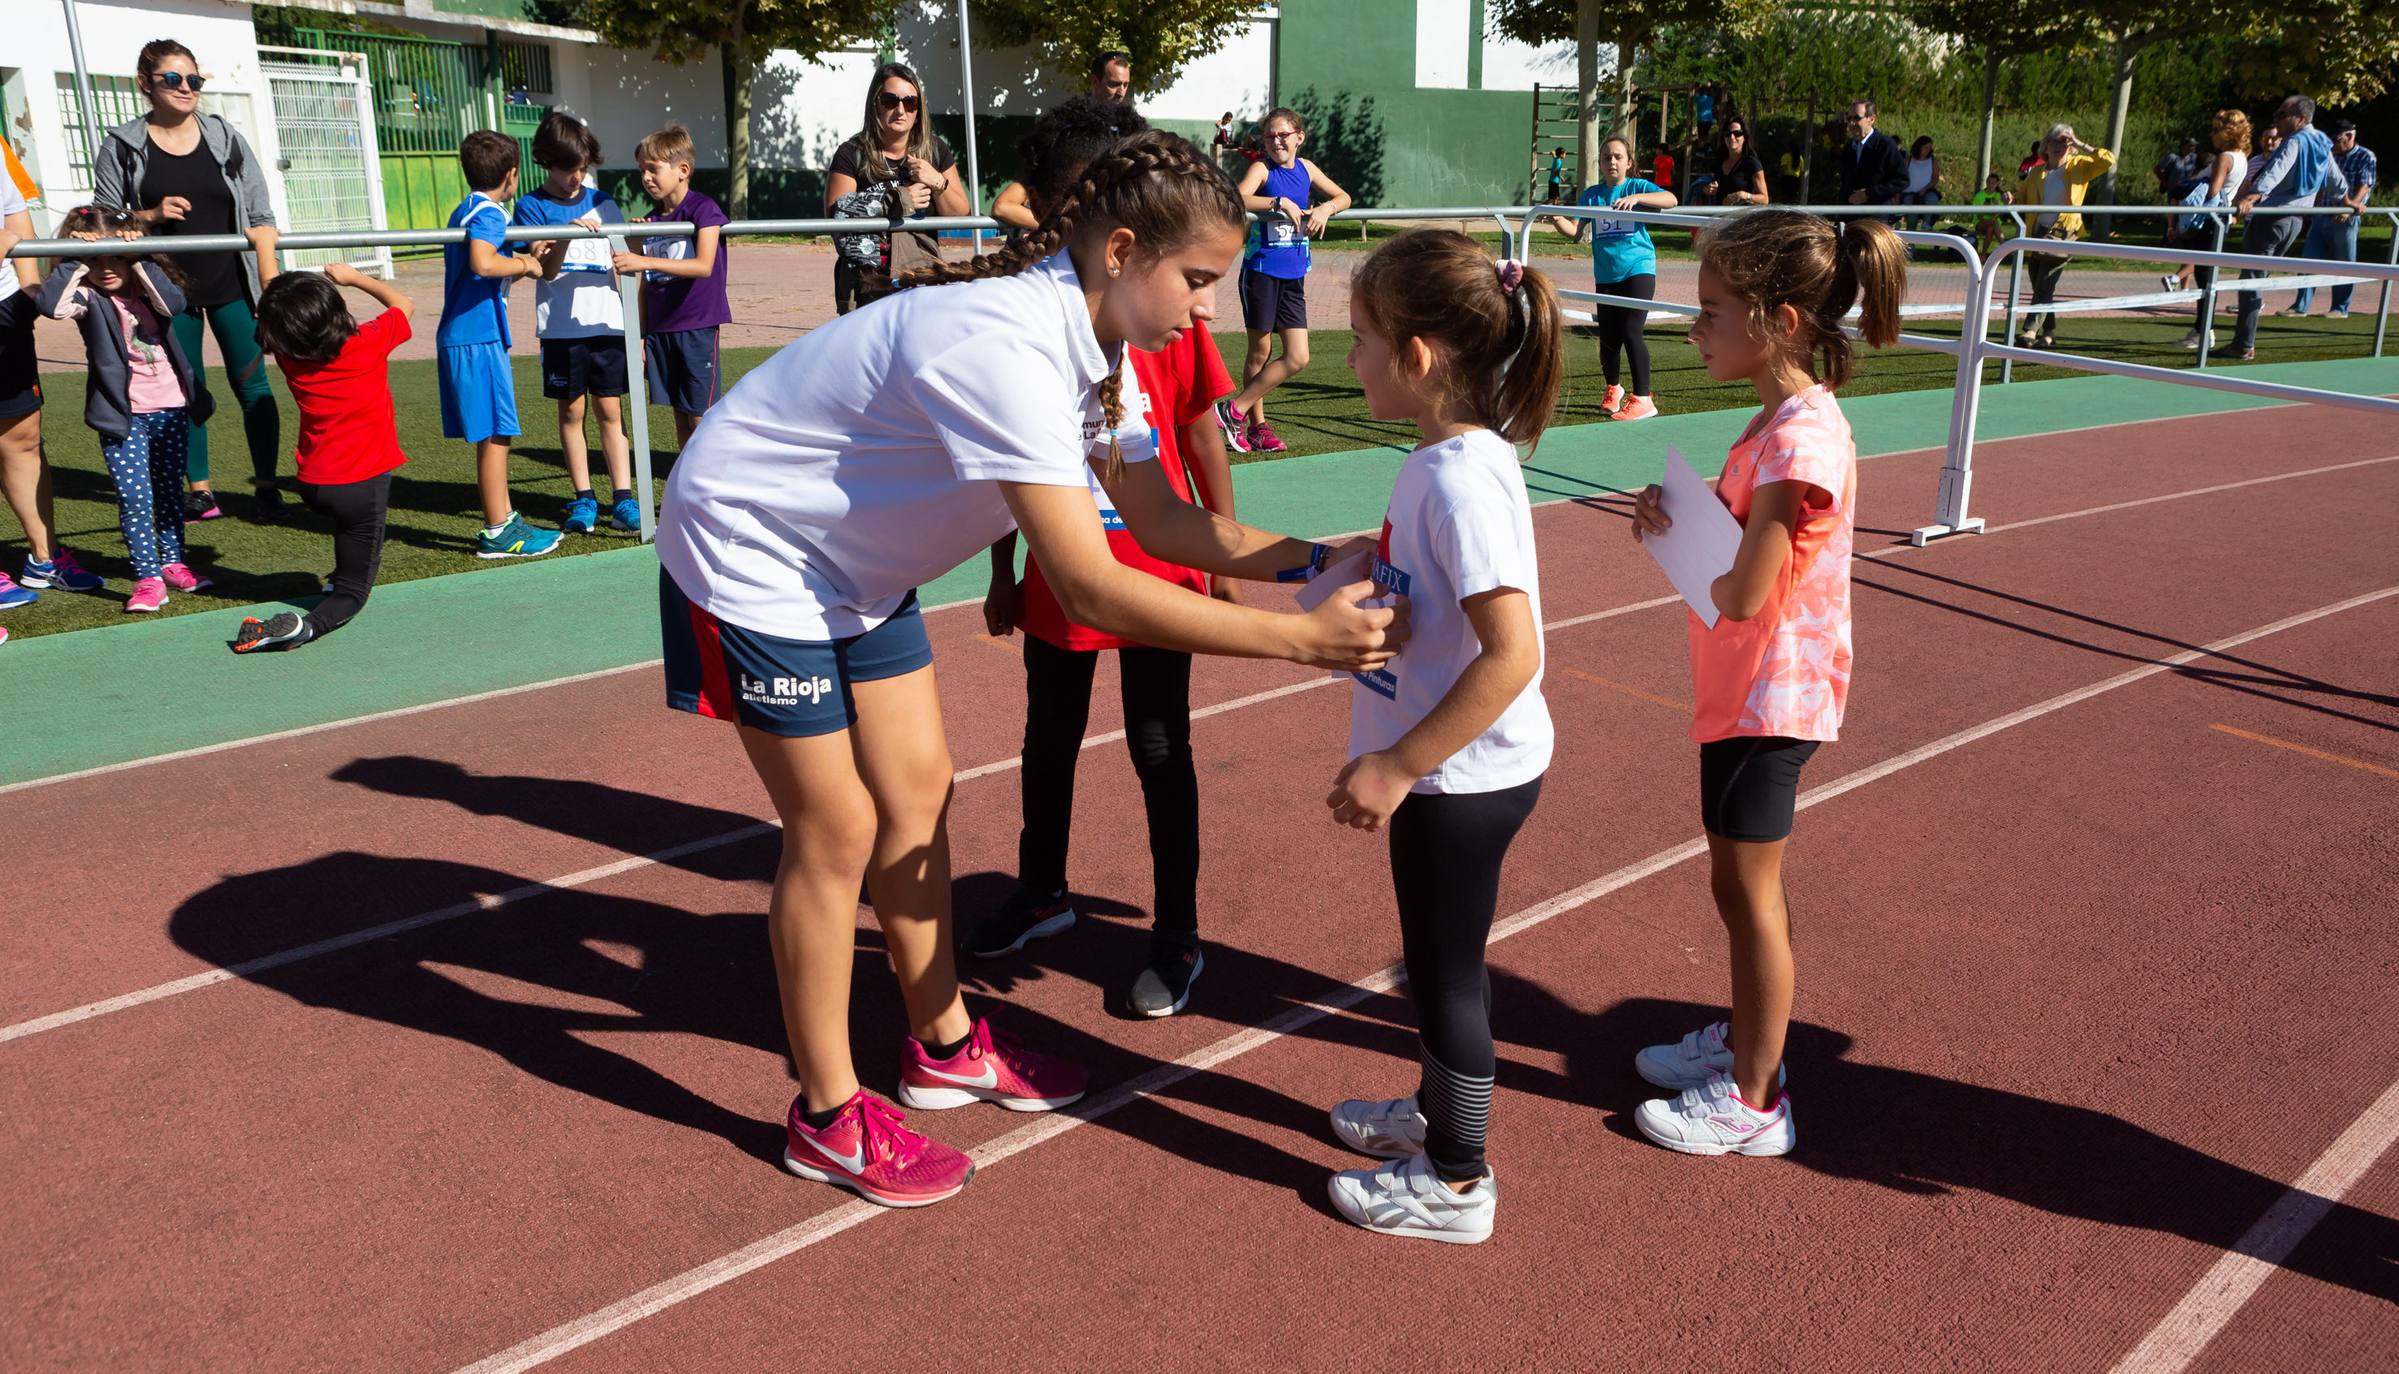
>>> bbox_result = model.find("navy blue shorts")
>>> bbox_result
[643,327,720,417]
[540,337,629,400]
[0,294,40,420]
[659,570,933,737]
[1698,736,1821,843]
[1240,268,1307,332]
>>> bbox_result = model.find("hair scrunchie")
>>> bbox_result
[1494,258,1526,295]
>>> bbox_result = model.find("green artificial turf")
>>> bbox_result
[3,311,2386,641]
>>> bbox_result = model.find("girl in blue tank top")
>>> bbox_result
[1214,108,1351,455]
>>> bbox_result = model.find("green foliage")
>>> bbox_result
[576,0,888,68]
[966,0,1265,94]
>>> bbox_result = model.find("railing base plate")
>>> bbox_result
[1909,518,1987,547]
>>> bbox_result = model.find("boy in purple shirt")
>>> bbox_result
[610,124,729,448]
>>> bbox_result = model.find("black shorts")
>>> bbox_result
[1698,736,1822,843]
[643,327,721,417]
[0,293,41,420]
[1240,268,1307,333]
[540,337,629,400]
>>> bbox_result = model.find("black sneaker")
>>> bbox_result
[231,611,310,654]
[184,488,223,521]
[250,483,286,523]
[1124,940,1203,1018]
[962,887,1075,959]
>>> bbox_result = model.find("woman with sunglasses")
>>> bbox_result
[1710,121,1769,208]
[91,38,280,525]
[825,62,969,313]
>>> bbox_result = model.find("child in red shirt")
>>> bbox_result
[966,97,1240,1018]
[235,263,413,651]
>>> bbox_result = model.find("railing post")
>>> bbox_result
[1915,243,1996,545]
[605,229,657,543]
[2196,212,2229,369]
[2375,210,2397,360]
[1999,211,2026,384]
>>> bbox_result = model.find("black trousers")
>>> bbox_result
[1390,775,1543,1181]
[1593,273,1656,394]
[295,472,391,638]
[1018,633,1200,938]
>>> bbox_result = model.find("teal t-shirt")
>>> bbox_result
[1576,179,1664,282]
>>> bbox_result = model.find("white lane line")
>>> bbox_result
[452,582,2399,1374]
[8,467,2387,1046]
[2110,1076,2399,1374]
[0,825,778,1046]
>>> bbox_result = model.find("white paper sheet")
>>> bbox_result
[1293,551,1372,612]
[1641,446,1744,629]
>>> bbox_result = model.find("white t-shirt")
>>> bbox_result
[0,177,27,306]
[656,251,1153,639]
[1347,428,1552,795]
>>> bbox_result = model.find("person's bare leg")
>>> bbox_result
[739,724,882,1112]
[1708,832,1794,1108]
[595,394,633,492]
[847,665,973,1047]
[1236,329,1273,424]
[1232,328,1311,421]
[673,411,702,449]
[476,438,514,527]
[0,412,56,563]
[557,394,592,493]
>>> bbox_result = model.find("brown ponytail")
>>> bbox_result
[901,129,1242,476]
[1697,209,1910,390]
[1350,230,1564,452]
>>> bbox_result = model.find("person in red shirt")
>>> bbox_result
[1652,145,1678,197]
[966,97,1240,1017]
[234,262,412,650]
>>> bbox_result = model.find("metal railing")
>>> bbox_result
[9,202,2395,554]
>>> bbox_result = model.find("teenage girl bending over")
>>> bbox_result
[654,131,1404,1209]
[1627,209,1905,1158]
[1321,233,1562,1245]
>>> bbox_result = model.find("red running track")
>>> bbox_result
[3,404,2395,1371]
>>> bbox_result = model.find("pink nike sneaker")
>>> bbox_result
[1600,383,1626,415]
[159,562,213,593]
[1246,418,1288,453]
[896,1017,1088,1112]
[1612,394,1659,422]
[782,1090,974,1208]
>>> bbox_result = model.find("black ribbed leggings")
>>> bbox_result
[1390,775,1543,1182]
[294,472,390,638]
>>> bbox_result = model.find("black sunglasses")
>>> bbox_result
[876,91,920,112]
[152,71,206,92]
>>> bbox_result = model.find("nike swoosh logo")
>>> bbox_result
[919,1060,999,1089]
[810,1138,869,1175]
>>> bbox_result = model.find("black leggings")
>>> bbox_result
[295,473,391,638]
[1594,273,1655,395]
[1389,775,1543,1182]
[1018,634,1200,938]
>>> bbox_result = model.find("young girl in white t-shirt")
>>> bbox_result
[1319,232,1563,1245]
[654,131,1404,1210]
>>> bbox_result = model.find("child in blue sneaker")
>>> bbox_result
[514,111,638,535]
[3,183,106,619]
[437,129,565,558]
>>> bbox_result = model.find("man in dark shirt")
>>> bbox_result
[1838,99,1908,209]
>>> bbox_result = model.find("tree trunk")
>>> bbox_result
[1801,102,1815,205]
[1975,47,1999,191]
[721,26,754,219]
[2095,33,2138,224]
[1576,0,1602,189]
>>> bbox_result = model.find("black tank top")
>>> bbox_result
[140,138,243,308]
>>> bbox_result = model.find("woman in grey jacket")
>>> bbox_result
[93,38,281,522]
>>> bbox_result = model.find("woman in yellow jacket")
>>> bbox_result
[2015,123,2115,348]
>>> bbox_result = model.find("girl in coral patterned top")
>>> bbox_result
[1626,209,1906,1160]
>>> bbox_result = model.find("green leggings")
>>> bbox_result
[170,297,282,486]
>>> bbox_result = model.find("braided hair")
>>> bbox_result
[901,129,1243,480]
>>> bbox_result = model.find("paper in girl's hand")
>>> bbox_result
[1642,445,1744,628]
[1294,551,1372,612]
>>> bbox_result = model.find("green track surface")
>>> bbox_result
[4,351,2394,787]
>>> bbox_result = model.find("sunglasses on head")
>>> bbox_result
[876,91,920,112]
[152,71,206,92]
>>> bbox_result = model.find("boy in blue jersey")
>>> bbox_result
[437,130,565,558]
[1213,107,1349,454]
[515,112,638,535]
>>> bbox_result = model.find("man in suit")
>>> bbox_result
[1838,99,1908,210]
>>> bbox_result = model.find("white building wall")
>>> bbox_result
[5,0,281,229]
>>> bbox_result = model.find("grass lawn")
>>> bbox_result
[2,311,2385,641]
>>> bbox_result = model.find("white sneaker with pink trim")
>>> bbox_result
[1634,1073,1794,1156]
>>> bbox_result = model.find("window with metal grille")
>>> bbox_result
[53,74,145,185]
[497,41,553,98]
